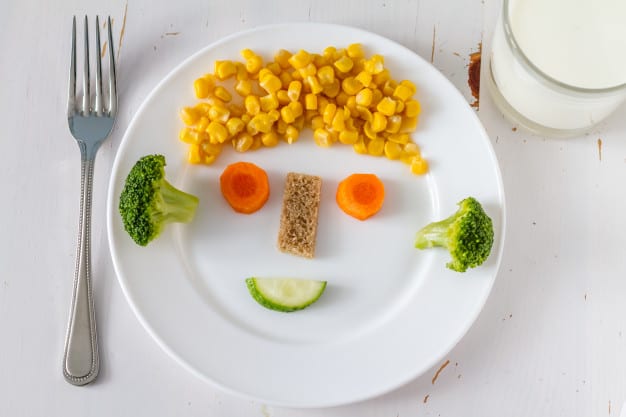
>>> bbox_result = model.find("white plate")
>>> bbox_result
[107,23,505,408]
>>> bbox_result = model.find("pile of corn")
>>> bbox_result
[179,44,428,175]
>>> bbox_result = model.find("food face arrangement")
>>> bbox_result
[118,44,495,313]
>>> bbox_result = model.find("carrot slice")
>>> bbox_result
[220,161,270,214]
[336,173,385,220]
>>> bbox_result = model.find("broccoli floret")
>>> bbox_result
[119,154,199,246]
[415,197,494,272]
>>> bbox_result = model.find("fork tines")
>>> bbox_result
[68,15,117,117]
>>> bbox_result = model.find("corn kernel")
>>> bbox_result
[260,74,282,94]
[261,131,279,147]
[323,46,337,60]
[353,136,368,154]
[207,121,229,144]
[371,112,387,132]
[281,106,296,124]
[363,121,377,140]
[401,142,421,163]
[311,115,324,130]
[188,144,202,164]
[201,141,222,157]
[274,49,292,69]
[267,61,282,75]
[346,43,365,59]
[243,54,263,74]
[298,62,317,78]
[332,110,345,131]
[180,107,199,125]
[313,53,327,67]
[317,65,335,85]
[335,91,349,107]
[313,128,333,147]
[322,103,337,125]
[287,80,302,102]
[395,99,405,114]
[376,97,397,116]
[364,54,384,74]
[367,138,385,156]
[213,86,232,102]
[208,104,230,123]
[304,93,318,110]
[392,84,414,102]
[355,70,372,88]
[410,157,429,175]
[371,88,383,107]
[305,75,323,94]
[279,71,293,88]
[400,79,417,94]
[388,133,410,145]
[193,77,211,98]
[215,60,237,80]
[197,116,210,132]
[357,106,373,124]
[268,109,281,122]
[193,102,211,117]
[260,94,279,112]
[244,95,261,115]
[288,101,303,118]
[276,118,288,134]
[233,133,254,152]
[228,103,244,117]
[385,115,402,134]
[400,116,418,132]
[251,134,263,150]
[373,69,391,86]
[284,125,299,144]
[276,90,290,105]
[339,130,359,145]
[383,79,398,96]
[355,88,373,107]
[235,79,253,97]
[226,117,245,136]
[384,140,402,160]
[341,77,363,96]
[404,100,421,118]
[249,113,274,134]
[323,79,341,98]
[334,55,354,73]
[235,62,248,81]
[288,49,312,69]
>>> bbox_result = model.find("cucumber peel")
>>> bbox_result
[245,277,327,312]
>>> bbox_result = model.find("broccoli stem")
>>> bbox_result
[154,179,199,224]
[414,216,455,249]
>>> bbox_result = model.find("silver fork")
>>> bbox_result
[63,15,117,386]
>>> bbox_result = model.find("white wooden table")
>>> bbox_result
[2,1,625,415]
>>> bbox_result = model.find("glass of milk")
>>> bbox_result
[488,0,626,137]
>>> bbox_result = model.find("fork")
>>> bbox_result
[63,15,117,386]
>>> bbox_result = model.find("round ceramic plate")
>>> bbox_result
[107,23,505,408]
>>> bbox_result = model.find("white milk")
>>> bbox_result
[489,0,626,133]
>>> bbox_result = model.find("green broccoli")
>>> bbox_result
[119,154,199,246]
[415,197,494,272]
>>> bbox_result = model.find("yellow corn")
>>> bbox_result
[334,55,354,73]
[376,97,397,116]
[233,132,254,152]
[208,104,230,124]
[335,91,349,107]
[393,83,414,102]
[279,71,293,88]
[404,100,421,118]
[363,121,377,140]
[244,95,261,115]
[276,90,290,105]
[268,109,281,122]
[371,88,383,107]
[249,113,274,134]
[287,80,302,102]
[212,86,232,103]
[401,142,421,163]
[281,105,296,124]
[355,70,372,88]
[260,74,282,94]
[267,61,282,75]
[274,49,292,69]
[373,69,391,86]
[371,112,387,132]
[260,94,279,112]
[355,88,373,107]
[235,62,248,81]
[251,134,263,151]
[261,130,279,147]
[367,138,385,156]
[364,54,384,74]
[341,77,363,95]
[180,107,199,125]
[346,43,364,59]
[207,121,229,144]
[385,115,402,133]
[288,49,312,69]
[226,117,245,136]
[298,62,317,78]
[215,60,237,80]
[339,130,359,145]
[395,99,405,114]
[311,115,324,130]
[384,140,402,160]
[313,128,333,147]
[235,79,253,97]
[410,157,429,175]
[323,79,340,98]
[241,49,263,74]
[196,116,210,132]
[284,125,299,144]
[383,79,398,96]
[193,77,211,98]
[228,103,244,117]
[188,144,203,164]
[400,116,418,132]
[317,65,335,85]
[357,106,373,124]
[306,75,323,94]
[288,101,303,118]
[387,132,410,145]
[201,141,222,157]
[323,46,337,60]
[304,93,318,110]
[346,96,357,114]
[193,102,211,117]
[353,136,368,154]
[322,103,337,125]
[331,110,345,131]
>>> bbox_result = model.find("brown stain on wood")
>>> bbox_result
[118,2,128,61]
[598,138,602,161]
[431,359,450,384]
[430,25,436,63]
[468,44,482,109]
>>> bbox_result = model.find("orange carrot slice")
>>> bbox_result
[220,161,270,214]
[336,173,385,220]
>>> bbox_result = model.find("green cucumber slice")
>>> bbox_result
[245,277,327,312]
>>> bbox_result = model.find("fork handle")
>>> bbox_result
[63,157,99,385]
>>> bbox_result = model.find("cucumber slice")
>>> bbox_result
[245,277,327,312]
